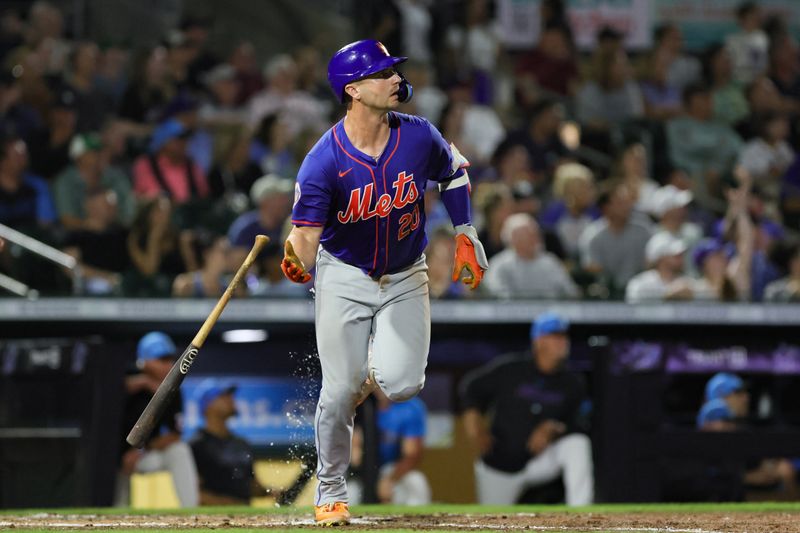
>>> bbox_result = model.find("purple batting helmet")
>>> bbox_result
[327,39,413,104]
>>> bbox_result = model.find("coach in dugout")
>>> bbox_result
[115,331,199,507]
[459,312,594,505]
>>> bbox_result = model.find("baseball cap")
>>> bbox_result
[68,132,103,160]
[530,311,569,339]
[250,174,293,204]
[705,372,745,401]
[692,239,735,270]
[648,185,692,217]
[197,384,237,415]
[645,231,687,264]
[149,119,190,153]
[137,331,177,361]
[696,398,734,428]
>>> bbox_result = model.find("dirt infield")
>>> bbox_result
[1,511,799,532]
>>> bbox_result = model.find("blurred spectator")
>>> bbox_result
[181,16,219,91]
[579,182,651,296]
[640,49,682,121]
[503,98,569,178]
[515,22,579,103]
[0,134,55,230]
[425,227,465,299]
[401,60,447,125]
[173,232,242,298]
[133,118,209,205]
[737,77,798,140]
[780,155,800,228]
[764,241,800,302]
[614,141,659,216]
[293,45,331,100]
[691,239,749,302]
[488,140,538,203]
[249,114,296,177]
[53,132,135,229]
[540,162,599,261]
[94,45,130,107]
[440,81,505,166]
[0,69,41,141]
[461,312,593,505]
[576,48,644,131]
[248,54,328,138]
[647,185,703,272]
[473,182,515,259]
[725,2,768,84]
[228,41,263,104]
[116,331,199,507]
[737,111,794,211]
[666,83,743,213]
[444,0,501,105]
[227,174,293,268]
[703,43,749,127]
[652,23,701,92]
[62,187,129,295]
[391,0,434,65]
[198,63,247,127]
[161,92,214,174]
[350,387,432,505]
[190,384,276,505]
[705,372,748,418]
[768,33,800,102]
[62,41,115,132]
[117,46,175,128]
[625,231,694,303]
[248,244,311,298]
[27,86,77,180]
[485,213,578,299]
[207,125,261,206]
[126,196,194,296]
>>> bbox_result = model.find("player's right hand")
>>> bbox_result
[281,240,312,283]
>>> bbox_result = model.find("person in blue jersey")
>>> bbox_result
[279,39,488,525]
[349,387,431,506]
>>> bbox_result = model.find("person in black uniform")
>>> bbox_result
[460,311,593,505]
[189,384,316,506]
[115,331,199,507]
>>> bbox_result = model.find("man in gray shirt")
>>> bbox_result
[579,182,652,295]
[485,213,579,299]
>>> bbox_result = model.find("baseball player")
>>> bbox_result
[280,39,488,525]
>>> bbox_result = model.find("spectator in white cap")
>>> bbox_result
[648,184,703,272]
[227,174,293,268]
[485,213,579,299]
[625,231,694,303]
[198,63,248,126]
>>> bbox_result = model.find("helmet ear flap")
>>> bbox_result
[396,71,413,103]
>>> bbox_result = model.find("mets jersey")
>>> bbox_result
[291,112,465,278]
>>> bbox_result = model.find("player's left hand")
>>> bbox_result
[452,225,488,290]
[281,240,312,283]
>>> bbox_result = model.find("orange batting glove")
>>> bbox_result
[452,224,489,290]
[281,240,312,284]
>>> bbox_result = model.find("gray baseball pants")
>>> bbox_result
[312,249,430,506]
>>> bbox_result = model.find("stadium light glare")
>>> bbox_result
[221,329,269,343]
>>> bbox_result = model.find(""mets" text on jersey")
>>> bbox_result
[336,171,419,224]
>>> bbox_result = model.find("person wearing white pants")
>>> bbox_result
[116,332,199,507]
[461,312,594,506]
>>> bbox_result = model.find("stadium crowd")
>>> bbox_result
[1,0,800,302]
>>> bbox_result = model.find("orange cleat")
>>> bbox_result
[315,502,351,526]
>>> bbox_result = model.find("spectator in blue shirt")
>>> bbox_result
[351,387,432,505]
[0,134,56,230]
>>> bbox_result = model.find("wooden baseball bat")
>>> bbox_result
[126,234,270,448]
